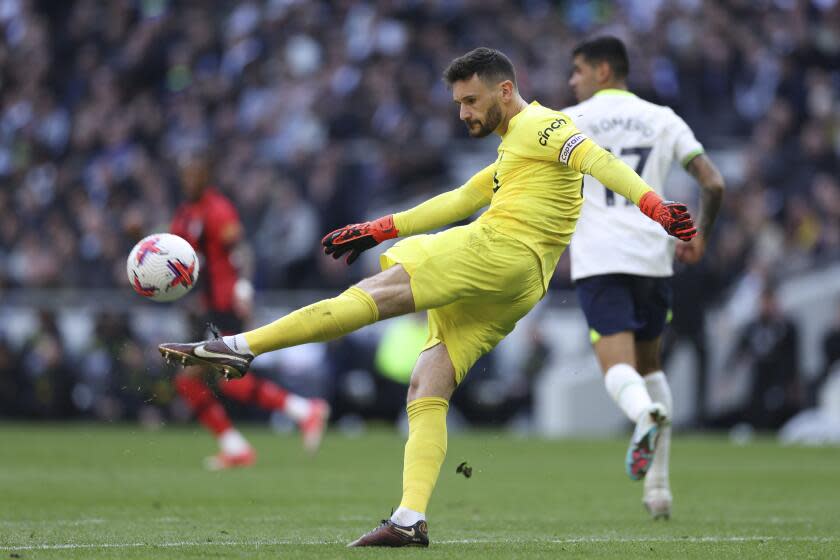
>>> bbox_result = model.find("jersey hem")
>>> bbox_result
[571,270,674,283]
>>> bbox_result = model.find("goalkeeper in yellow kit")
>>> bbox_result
[159,47,696,547]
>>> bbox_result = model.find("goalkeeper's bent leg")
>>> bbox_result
[391,343,457,525]
[399,396,449,515]
[243,286,379,356]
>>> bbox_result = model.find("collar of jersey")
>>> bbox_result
[504,100,540,136]
[594,88,636,98]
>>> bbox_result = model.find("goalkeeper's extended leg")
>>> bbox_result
[159,266,415,378]
[349,343,455,547]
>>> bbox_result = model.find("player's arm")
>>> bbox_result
[687,155,724,235]
[322,164,495,264]
[224,224,256,316]
[567,139,697,241]
[533,114,696,240]
[215,207,256,317]
[220,221,255,282]
[677,154,725,263]
[393,163,494,234]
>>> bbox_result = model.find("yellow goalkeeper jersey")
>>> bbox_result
[474,101,595,290]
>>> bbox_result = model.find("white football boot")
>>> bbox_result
[625,402,669,481]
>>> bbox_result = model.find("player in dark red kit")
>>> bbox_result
[169,155,329,470]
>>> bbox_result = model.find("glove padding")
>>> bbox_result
[321,215,398,264]
[638,191,697,241]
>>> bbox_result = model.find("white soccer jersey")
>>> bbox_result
[564,89,704,281]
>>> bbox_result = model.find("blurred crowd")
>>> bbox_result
[0,0,838,293]
[0,306,540,427]
[0,0,839,425]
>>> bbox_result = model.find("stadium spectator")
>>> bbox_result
[76,311,160,421]
[0,337,21,416]
[815,302,840,404]
[824,307,840,375]
[728,285,804,430]
[18,310,74,418]
[0,0,836,296]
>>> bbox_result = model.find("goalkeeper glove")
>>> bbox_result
[638,191,697,241]
[322,215,398,264]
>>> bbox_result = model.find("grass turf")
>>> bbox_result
[0,424,838,559]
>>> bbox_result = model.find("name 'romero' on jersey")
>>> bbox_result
[564,90,704,280]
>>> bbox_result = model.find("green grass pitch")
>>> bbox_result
[0,424,838,559]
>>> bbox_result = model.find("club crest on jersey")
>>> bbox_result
[537,117,567,146]
[493,151,504,193]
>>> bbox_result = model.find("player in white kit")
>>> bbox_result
[564,37,725,519]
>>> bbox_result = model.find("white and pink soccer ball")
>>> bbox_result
[126,233,199,302]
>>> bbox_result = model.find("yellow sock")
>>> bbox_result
[243,286,379,356]
[399,397,449,514]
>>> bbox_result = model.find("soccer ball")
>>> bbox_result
[126,233,199,302]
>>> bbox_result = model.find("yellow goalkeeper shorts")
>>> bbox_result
[380,222,546,384]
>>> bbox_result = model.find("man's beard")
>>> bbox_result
[466,103,503,138]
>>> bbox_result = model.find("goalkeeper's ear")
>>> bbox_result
[497,78,516,104]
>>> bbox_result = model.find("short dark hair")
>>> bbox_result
[443,47,517,88]
[572,36,629,80]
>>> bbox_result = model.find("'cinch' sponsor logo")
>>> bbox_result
[537,117,567,146]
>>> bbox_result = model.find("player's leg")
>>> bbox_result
[347,343,454,548]
[158,265,415,377]
[637,336,673,519]
[578,275,657,423]
[350,270,544,546]
[593,331,666,481]
[173,366,255,470]
[397,343,456,516]
[243,264,414,353]
[626,276,673,491]
[350,230,544,546]
[218,374,330,454]
[207,308,331,453]
[576,275,667,480]
[374,229,544,536]
[593,331,653,420]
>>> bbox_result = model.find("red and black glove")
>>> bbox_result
[638,191,697,241]
[321,215,399,264]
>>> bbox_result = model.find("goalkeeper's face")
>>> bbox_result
[452,75,505,138]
